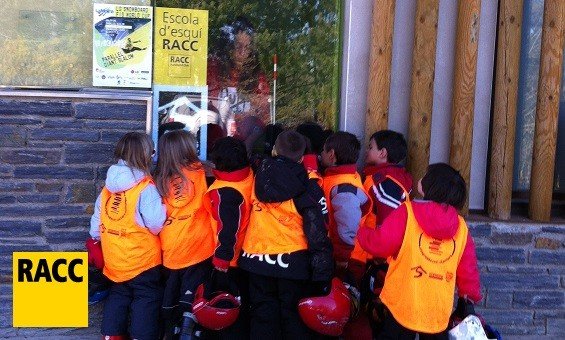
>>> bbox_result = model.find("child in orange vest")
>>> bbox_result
[362,130,413,334]
[89,132,166,340]
[358,163,482,339]
[240,130,333,339]
[320,131,373,340]
[320,131,371,282]
[204,137,254,339]
[153,129,215,339]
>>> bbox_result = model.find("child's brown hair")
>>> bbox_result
[274,130,306,162]
[114,132,154,174]
[324,131,360,165]
[153,130,199,197]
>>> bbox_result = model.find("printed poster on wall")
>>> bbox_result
[154,8,208,86]
[92,4,153,88]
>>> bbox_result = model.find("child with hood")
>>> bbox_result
[358,163,481,339]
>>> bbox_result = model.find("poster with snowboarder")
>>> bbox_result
[92,4,153,87]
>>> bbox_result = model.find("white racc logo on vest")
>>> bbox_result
[241,252,290,268]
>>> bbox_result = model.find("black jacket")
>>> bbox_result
[209,186,245,269]
[239,156,333,281]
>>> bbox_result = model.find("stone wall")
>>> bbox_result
[0,98,563,338]
[471,222,565,338]
[0,97,147,337]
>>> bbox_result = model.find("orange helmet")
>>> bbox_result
[298,278,351,336]
[192,283,241,330]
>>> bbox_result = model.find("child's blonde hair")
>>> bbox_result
[114,132,154,174]
[153,129,199,197]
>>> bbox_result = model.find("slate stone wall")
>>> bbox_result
[471,223,565,338]
[0,98,146,278]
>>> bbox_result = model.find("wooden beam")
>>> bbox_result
[529,0,565,221]
[365,0,395,140]
[407,0,439,191]
[449,0,481,214]
[488,0,523,220]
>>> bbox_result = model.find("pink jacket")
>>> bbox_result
[358,200,482,303]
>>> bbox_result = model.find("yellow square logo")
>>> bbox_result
[13,252,88,327]
[168,55,192,78]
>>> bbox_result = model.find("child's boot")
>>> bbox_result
[179,312,201,340]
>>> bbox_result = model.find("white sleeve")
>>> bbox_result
[89,194,102,240]
[137,184,167,235]
[332,192,362,246]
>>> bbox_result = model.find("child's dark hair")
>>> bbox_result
[274,130,306,162]
[322,129,334,143]
[158,122,185,139]
[370,130,407,164]
[421,163,466,210]
[210,137,249,172]
[263,123,284,155]
[296,122,325,154]
[324,131,360,165]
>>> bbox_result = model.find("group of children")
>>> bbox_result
[88,124,481,340]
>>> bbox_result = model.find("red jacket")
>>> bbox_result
[363,163,413,226]
[357,200,482,303]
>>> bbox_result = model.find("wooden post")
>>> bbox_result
[407,0,440,190]
[365,0,395,140]
[449,0,481,214]
[529,0,565,221]
[488,0,523,220]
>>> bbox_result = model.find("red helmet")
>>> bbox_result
[298,278,351,336]
[85,237,104,269]
[192,283,241,330]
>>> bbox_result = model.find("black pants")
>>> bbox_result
[161,259,212,337]
[162,259,213,314]
[377,312,448,340]
[101,266,163,340]
[248,273,312,340]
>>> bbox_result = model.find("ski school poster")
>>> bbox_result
[92,4,153,88]
[153,7,208,86]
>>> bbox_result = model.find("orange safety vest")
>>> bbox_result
[204,170,254,267]
[322,172,371,263]
[363,174,410,228]
[99,177,161,283]
[380,200,468,333]
[243,188,308,254]
[160,165,215,269]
